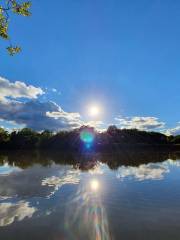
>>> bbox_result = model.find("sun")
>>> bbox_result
[88,105,100,117]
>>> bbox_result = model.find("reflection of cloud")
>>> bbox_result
[0,165,81,199]
[163,159,180,167]
[0,163,21,175]
[88,163,105,175]
[117,163,169,181]
[42,169,80,196]
[0,201,37,227]
[0,196,12,201]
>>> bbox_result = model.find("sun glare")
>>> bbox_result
[88,105,100,117]
[90,179,100,192]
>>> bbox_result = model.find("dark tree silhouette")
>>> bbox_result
[0,126,179,151]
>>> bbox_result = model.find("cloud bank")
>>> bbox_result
[0,76,44,101]
[0,100,82,131]
[0,77,82,131]
[115,116,165,131]
[165,123,180,136]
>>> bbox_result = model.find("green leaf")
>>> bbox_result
[0,1,32,55]
[7,46,21,56]
[12,1,31,16]
[0,24,8,39]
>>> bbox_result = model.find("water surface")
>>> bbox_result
[0,151,180,240]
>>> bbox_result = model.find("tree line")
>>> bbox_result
[0,125,180,150]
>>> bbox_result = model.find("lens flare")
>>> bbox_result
[80,129,95,143]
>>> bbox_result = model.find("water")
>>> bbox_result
[0,150,180,240]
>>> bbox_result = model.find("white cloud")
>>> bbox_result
[0,77,83,131]
[46,111,81,124]
[0,76,172,133]
[84,120,104,129]
[116,163,169,181]
[165,123,180,136]
[0,99,82,131]
[0,96,104,132]
[0,201,37,227]
[52,88,57,93]
[115,116,165,131]
[0,76,44,101]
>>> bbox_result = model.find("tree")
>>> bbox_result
[107,125,118,135]
[0,127,9,143]
[171,135,180,144]
[0,0,31,55]
[10,128,39,149]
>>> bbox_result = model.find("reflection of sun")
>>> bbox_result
[90,179,99,191]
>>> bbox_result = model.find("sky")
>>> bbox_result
[0,0,180,134]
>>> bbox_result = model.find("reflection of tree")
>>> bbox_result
[0,150,180,170]
[100,150,174,169]
[0,154,7,166]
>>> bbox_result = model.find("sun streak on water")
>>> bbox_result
[64,178,112,240]
[90,179,100,192]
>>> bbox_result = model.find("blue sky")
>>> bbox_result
[0,0,180,134]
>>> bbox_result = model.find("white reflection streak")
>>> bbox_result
[0,201,36,227]
[64,180,112,240]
